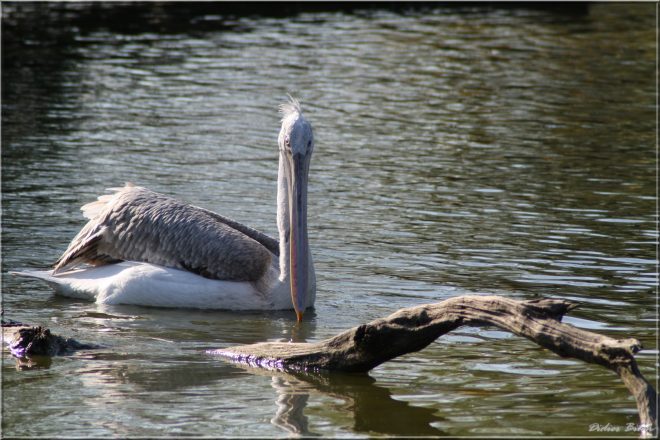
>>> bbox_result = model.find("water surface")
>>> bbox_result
[2,3,657,437]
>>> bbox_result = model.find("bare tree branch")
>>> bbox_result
[212,295,657,437]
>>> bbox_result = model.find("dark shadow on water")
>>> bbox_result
[2,1,591,43]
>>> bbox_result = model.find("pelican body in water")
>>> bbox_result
[14,99,316,321]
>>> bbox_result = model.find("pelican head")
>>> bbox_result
[278,98,314,322]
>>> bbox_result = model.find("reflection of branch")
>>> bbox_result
[213,295,657,438]
[270,376,312,436]
[290,371,446,436]
[242,364,446,436]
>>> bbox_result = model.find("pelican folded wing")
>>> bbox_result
[53,185,273,282]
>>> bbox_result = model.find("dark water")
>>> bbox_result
[2,3,657,437]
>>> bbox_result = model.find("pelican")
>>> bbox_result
[12,98,316,321]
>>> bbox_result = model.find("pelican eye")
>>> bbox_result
[284,135,291,148]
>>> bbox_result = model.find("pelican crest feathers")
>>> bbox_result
[279,95,302,121]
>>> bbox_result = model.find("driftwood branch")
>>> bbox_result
[2,319,98,357]
[212,295,657,437]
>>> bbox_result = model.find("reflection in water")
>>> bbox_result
[264,368,445,436]
[90,302,320,347]
[9,354,53,371]
[271,376,314,436]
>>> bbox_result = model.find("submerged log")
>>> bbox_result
[2,319,98,358]
[212,295,657,437]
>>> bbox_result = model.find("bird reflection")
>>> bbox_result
[10,354,53,370]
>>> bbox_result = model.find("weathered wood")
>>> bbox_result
[212,295,657,437]
[2,319,98,357]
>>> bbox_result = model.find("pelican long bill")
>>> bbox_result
[287,150,311,322]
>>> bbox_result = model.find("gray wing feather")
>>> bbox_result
[53,185,275,282]
[194,207,279,256]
